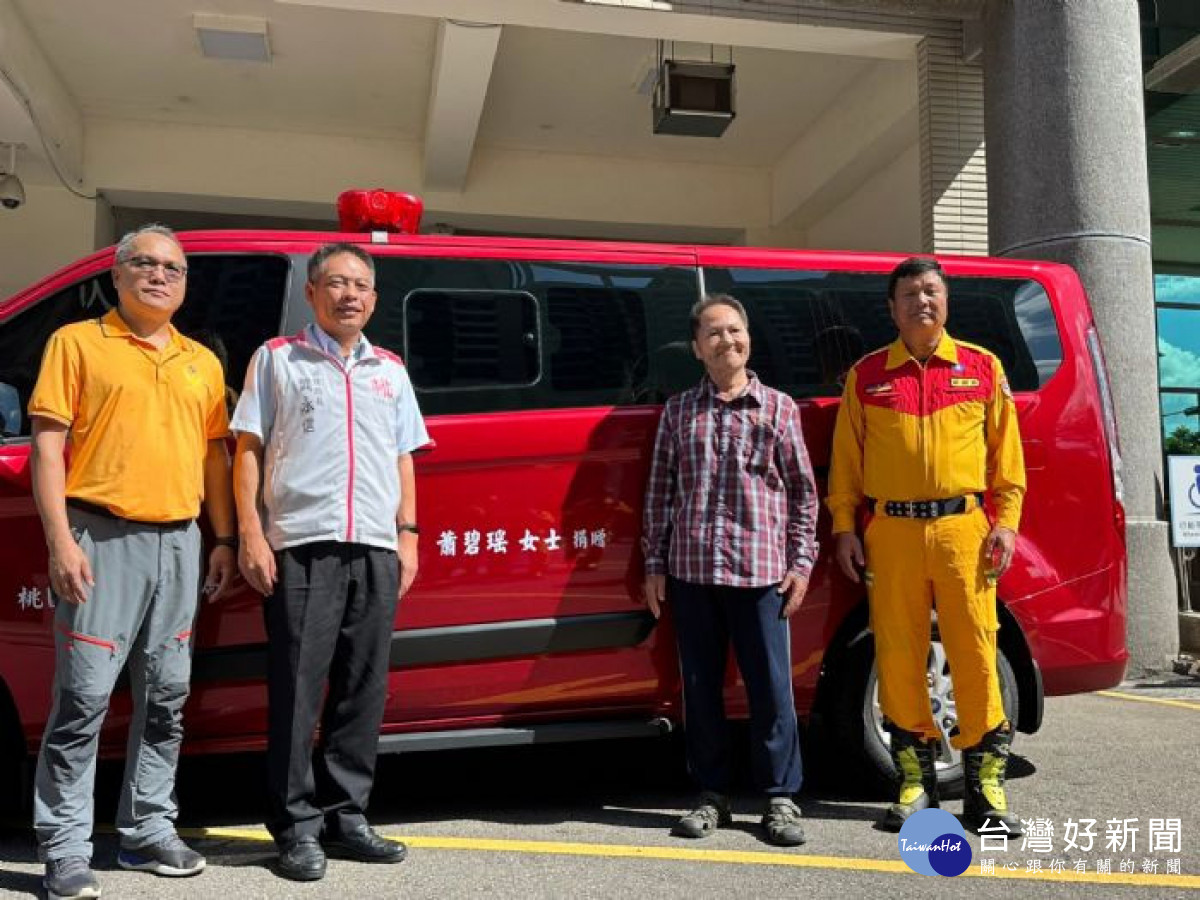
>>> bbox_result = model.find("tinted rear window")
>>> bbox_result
[702,267,1063,396]
[365,258,698,415]
[0,255,289,437]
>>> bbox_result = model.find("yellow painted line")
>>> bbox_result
[1097,690,1200,712]
[182,826,1200,890]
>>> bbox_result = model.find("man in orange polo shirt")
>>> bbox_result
[28,225,237,900]
[828,257,1026,836]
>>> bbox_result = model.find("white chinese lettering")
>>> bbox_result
[487,530,508,554]
[437,531,458,557]
[1148,818,1181,854]
[1062,818,1096,853]
[1021,818,1054,855]
[979,818,1012,853]
[17,586,43,611]
[464,530,482,556]
[1105,819,1138,854]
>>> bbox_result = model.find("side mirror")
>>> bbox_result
[0,382,22,437]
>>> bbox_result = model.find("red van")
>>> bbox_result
[0,195,1127,808]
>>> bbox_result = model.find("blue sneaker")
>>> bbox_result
[118,833,206,877]
[43,856,101,899]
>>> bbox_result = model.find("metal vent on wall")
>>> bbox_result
[651,38,736,139]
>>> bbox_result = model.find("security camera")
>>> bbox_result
[0,173,24,210]
[0,144,24,210]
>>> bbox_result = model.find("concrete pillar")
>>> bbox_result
[917,33,988,255]
[983,0,1178,675]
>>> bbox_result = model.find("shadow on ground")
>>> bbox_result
[0,722,1038,847]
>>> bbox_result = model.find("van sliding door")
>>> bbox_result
[360,249,702,730]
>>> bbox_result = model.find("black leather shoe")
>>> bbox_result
[324,825,407,864]
[276,836,327,881]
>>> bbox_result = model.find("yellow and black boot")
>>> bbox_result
[963,723,1023,836]
[881,727,939,832]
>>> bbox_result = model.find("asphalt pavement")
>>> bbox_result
[1,676,1198,899]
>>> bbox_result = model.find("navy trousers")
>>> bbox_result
[669,577,802,797]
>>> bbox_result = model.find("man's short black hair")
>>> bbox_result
[887,256,947,300]
[689,293,748,339]
[307,242,375,283]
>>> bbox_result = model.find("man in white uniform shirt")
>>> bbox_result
[231,243,429,882]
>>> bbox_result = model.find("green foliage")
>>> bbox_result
[1165,425,1200,456]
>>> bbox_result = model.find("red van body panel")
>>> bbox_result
[0,234,1127,759]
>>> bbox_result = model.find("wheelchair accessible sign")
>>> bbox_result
[1168,456,1200,547]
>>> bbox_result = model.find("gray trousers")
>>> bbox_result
[34,505,201,863]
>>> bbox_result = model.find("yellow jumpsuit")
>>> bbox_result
[827,334,1025,749]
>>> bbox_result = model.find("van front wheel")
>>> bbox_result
[829,632,1019,799]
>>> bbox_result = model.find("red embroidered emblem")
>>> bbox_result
[370,376,394,400]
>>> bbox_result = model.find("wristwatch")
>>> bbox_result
[397,522,420,536]
[214,536,239,549]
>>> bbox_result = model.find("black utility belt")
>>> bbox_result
[867,494,983,519]
[67,498,193,529]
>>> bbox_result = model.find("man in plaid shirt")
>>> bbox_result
[642,293,819,847]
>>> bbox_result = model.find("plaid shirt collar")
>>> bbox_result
[698,369,766,407]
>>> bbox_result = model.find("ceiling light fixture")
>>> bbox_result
[194,14,272,63]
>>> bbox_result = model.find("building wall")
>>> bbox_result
[806,144,921,252]
[2,109,933,299]
[0,183,108,300]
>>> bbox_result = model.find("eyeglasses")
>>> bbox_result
[123,255,188,283]
[319,275,374,291]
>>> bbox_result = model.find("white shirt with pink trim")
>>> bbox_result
[231,324,430,552]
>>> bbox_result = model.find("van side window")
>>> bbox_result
[703,268,1064,396]
[403,290,540,390]
[545,285,646,395]
[173,255,290,410]
[0,275,117,438]
[367,258,699,415]
[0,255,289,437]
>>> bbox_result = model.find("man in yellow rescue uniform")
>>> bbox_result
[827,256,1026,835]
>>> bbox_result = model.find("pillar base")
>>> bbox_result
[1125,519,1181,677]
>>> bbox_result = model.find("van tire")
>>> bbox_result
[828,631,1019,799]
[0,687,32,823]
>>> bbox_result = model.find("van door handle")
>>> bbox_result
[1021,439,1044,471]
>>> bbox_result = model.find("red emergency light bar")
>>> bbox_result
[337,189,424,234]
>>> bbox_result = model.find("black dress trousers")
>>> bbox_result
[263,540,399,846]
